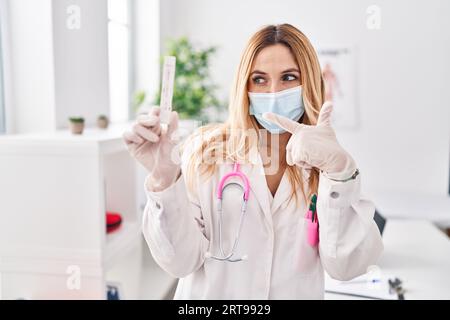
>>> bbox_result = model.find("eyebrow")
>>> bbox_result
[250,68,300,75]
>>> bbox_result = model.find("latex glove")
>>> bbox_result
[123,107,181,192]
[263,101,357,180]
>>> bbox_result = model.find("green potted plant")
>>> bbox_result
[69,117,85,135]
[154,37,222,122]
[133,37,223,122]
[97,114,109,129]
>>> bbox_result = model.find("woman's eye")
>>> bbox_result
[252,77,266,85]
[282,74,297,81]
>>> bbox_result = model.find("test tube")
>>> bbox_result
[159,56,176,125]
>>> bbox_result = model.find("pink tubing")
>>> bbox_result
[217,163,250,201]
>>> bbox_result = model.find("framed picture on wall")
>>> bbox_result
[317,46,358,130]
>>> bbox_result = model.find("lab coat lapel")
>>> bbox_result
[270,170,291,214]
[241,155,273,226]
[271,167,311,214]
[239,156,312,224]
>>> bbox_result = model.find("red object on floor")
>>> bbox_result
[106,212,122,233]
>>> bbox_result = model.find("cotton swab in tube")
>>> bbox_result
[159,56,176,125]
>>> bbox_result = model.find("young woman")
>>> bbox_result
[123,23,383,299]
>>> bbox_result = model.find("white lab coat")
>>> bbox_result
[142,139,384,300]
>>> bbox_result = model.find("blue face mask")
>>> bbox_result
[248,86,305,134]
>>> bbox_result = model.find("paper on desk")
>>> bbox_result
[325,272,400,300]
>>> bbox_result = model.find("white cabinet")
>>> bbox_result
[0,123,143,299]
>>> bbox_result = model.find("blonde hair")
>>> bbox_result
[184,23,325,206]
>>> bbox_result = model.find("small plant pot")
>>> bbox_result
[69,121,85,134]
[97,117,109,129]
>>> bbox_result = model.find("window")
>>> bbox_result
[108,0,131,123]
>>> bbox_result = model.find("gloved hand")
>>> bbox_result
[123,107,182,192]
[263,101,357,180]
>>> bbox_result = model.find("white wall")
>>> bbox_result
[5,0,110,132]
[160,0,450,195]
[132,0,160,110]
[7,0,56,133]
[52,0,110,129]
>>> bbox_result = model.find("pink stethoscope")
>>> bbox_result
[204,163,319,263]
[205,163,250,262]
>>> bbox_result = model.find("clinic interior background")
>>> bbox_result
[0,0,449,299]
[158,0,450,197]
[3,0,449,199]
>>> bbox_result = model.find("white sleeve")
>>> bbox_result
[316,170,384,281]
[141,143,209,278]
